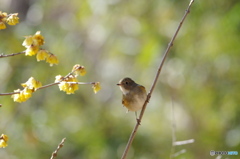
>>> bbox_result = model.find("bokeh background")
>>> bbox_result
[0,0,240,158]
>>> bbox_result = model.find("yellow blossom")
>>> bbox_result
[6,13,19,25]
[21,77,42,91]
[36,49,49,61]
[57,75,78,94]
[0,11,8,24]
[11,88,33,103]
[25,45,40,56]
[22,36,33,47]
[0,22,6,29]
[32,31,44,46]
[46,53,59,66]
[22,31,44,48]
[55,75,64,82]
[92,82,101,94]
[72,64,86,76]
[0,134,8,148]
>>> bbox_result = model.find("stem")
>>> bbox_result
[170,99,176,159]
[0,51,25,58]
[121,1,195,158]
[50,138,66,159]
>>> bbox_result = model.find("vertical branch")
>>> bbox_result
[170,99,176,159]
[121,1,195,159]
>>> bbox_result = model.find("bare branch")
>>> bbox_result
[50,138,66,159]
[170,99,176,159]
[121,0,195,158]
[172,149,186,158]
[173,139,195,146]
[0,51,25,58]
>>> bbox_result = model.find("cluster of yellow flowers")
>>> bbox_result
[22,31,59,66]
[10,65,100,102]
[0,11,19,29]
[55,75,79,94]
[55,64,101,94]
[0,134,8,148]
[12,77,42,103]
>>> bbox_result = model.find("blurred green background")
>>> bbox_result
[0,0,240,158]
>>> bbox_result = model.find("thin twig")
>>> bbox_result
[0,51,25,58]
[170,99,176,159]
[173,139,194,146]
[50,138,66,159]
[172,149,186,157]
[121,1,195,159]
[0,81,96,96]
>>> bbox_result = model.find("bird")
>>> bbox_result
[117,77,147,118]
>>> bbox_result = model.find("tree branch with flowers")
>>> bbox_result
[0,11,101,150]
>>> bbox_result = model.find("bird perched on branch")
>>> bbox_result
[117,77,147,119]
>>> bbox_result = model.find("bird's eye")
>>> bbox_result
[125,82,128,85]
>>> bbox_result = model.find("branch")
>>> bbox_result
[0,51,25,58]
[0,81,96,96]
[0,64,96,96]
[121,0,195,158]
[170,99,176,159]
[50,138,66,159]
[173,139,194,146]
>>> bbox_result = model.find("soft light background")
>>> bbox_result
[0,0,240,158]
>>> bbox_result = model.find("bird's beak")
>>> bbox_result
[117,83,121,86]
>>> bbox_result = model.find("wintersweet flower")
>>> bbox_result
[21,77,42,91]
[0,134,8,148]
[36,49,49,61]
[0,11,7,21]
[0,11,19,29]
[25,45,39,56]
[56,75,78,94]
[6,13,19,25]
[72,64,86,76]
[55,75,64,83]
[32,31,44,46]
[11,88,33,103]
[46,53,59,66]
[0,11,7,30]
[0,22,6,29]
[23,31,44,47]
[92,82,101,94]
[22,36,33,47]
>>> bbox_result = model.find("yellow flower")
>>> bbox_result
[57,75,78,94]
[0,11,7,22]
[55,75,64,82]
[25,45,39,56]
[6,13,19,25]
[11,89,22,103]
[11,88,33,103]
[0,134,8,148]
[92,82,101,94]
[22,31,44,48]
[0,22,6,29]
[22,87,33,99]
[32,31,44,46]
[21,77,42,91]
[22,36,33,47]
[72,64,86,76]
[46,53,59,66]
[36,49,49,61]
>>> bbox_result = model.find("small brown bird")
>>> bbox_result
[117,77,147,113]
